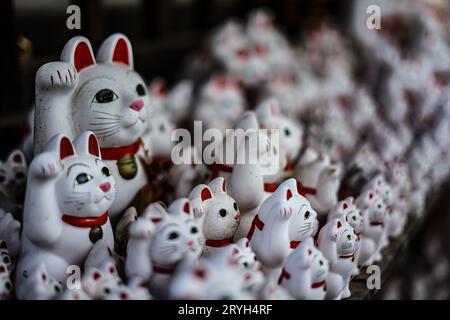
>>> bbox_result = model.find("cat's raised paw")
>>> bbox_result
[36,62,78,92]
[30,153,62,178]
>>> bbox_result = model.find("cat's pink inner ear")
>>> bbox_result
[343,203,348,210]
[269,100,278,116]
[88,134,100,157]
[0,266,5,273]
[151,217,162,223]
[60,137,75,160]
[112,38,131,67]
[74,41,95,72]
[286,189,293,200]
[337,221,342,228]
[232,248,240,256]
[183,202,190,214]
[201,187,212,202]
[12,152,24,164]
[222,180,227,192]
[369,192,373,199]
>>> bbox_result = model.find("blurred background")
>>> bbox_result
[1,0,450,299]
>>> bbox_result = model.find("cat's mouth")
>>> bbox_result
[124,117,146,129]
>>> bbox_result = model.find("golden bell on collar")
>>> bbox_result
[117,154,138,180]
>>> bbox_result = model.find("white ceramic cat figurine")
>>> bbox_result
[0,209,21,257]
[34,34,150,222]
[17,263,62,300]
[277,237,314,299]
[317,218,359,299]
[327,197,364,275]
[356,189,386,266]
[129,199,203,298]
[15,132,116,299]
[249,178,317,281]
[189,177,240,254]
[0,260,13,300]
[212,112,287,240]
[142,112,174,164]
[0,150,27,214]
[256,98,303,164]
[294,152,342,216]
[0,241,12,273]
[194,74,246,132]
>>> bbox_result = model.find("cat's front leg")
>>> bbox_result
[34,62,78,154]
[24,152,63,245]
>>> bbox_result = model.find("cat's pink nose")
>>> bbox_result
[130,99,144,111]
[187,240,194,246]
[100,182,111,193]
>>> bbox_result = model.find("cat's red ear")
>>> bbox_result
[193,267,207,280]
[183,202,190,214]
[337,220,342,228]
[286,189,293,201]
[201,187,213,202]
[222,180,227,192]
[97,33,133,69]
[59,137,75,160]
[8,150,25,166]
[73,131,100,158]
[61,36,96,72]
[343,203,348,210]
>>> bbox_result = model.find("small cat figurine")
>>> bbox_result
[278,237,315,299]
[0,150,27,214]
[355,189,385,266]
[127,199,204,298]
[16,263,62,300]
[328,197,364,274]
[189,177,240,254]
[0,241,12,273]
[317,218,359,299]
[255,98,303,164]
[0,209,21,257]
[194,74,246,132]
[15,132,116,299]
[34,34,150,222]
[249,178,317,280]
[0,261,13,300]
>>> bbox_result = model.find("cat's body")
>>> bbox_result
[15,133,116,299]
[317,218,359,299]
[249,178,317,281]
[34,34,150,222]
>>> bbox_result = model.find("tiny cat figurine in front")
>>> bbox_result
[34,34,150,222]
[0,150,27,215]
[189,177,240,255]
[317,218,359,299]
[249,178,317,281]
[15,132,116,300]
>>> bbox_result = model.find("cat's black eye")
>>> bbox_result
[159,124,165,132]
[136,84,146,96]
[304,211,311,220]
[103,287,111,295]
[352,216,356,221]
[284,128,291,137]
[75,173,93,185]
[93,89,118,104]
[254,256,257,261]
[168,232,179,240]
[191,226,198,234]
[54,285,61,293]
[15,172,25,180]
[377,204,382,209]
[319,260,323,266]
[233,202,238,211]
[242,262,249,268]
[219,209,228,217]
[347,235,351,240]
[102,166,112,177]
[3,256,10,263]
[5,281,12,290]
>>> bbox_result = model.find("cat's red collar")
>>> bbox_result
[247,214,265,241]
[153,265,176,275]
[311,280,326,289]
[277,268,291,285]
[62,212,108,228]
[290,241,301,249]
[211,163,233,179]
[340,253,355,261]
[297,181,317,196]
[205,238,233,248]
[263,182,279,193]
[370,221,384,227]
[100,139,142,161]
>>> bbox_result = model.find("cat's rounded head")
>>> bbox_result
[335,221,359,256]
[61,34,149,148]
[197,178,240,240]
[45,132,116,217]
[285,237,315,270]
[256,98,303,161]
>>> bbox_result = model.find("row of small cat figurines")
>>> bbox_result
[1,119,448,300]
